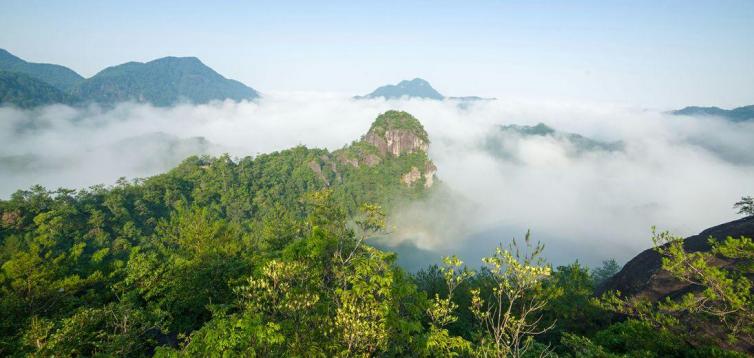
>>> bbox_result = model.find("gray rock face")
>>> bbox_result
[364,129,428,157]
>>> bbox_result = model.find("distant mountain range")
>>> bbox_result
[670,105,754,122]
[0,49,259,107]
[0,71,79,108]
[483,122,623,161]
[0,49,84,91]
[355,78,495,101]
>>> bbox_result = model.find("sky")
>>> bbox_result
[1,0,753,108]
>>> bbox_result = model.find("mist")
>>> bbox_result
[2,94,753,269]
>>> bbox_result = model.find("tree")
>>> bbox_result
[734,196,754,217]
[424,256,474,356]
[469,231,556,357]
[591,259,620,286]
[600,228,754,352]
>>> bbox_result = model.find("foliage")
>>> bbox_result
[70,56,259,106]
[469,231,556,358]
[0,112,750,356]
[590,259,620,286]
[734,196,754,217]
[367,110,430,143]
[599,228,754,352]
[0,71,79,108]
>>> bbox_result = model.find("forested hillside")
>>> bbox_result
[0,49,259,108]
[1,111,751,357]
[0,71,80,108]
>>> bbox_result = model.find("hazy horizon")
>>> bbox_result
[2,0,753,108]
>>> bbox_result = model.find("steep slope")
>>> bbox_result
[356,78,445,100]
[0,49,84,91]
[598,216,754,299]
[72,56,259,106]
[0,71,80,108]
[671,105,754,122]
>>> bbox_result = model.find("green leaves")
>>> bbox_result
[600,228,754,352]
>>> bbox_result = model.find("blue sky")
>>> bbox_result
[1,0,752,107]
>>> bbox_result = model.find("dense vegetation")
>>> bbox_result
[0,49,84,92]
[366,109,431,143]
[70,57,259,106]
[1,112,752,356]
[0,71,80,108]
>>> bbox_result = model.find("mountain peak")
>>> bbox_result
[150,56,204,66]
[356,78,444,100]
[0,49,23,65]
[73,55,259,106]
[363,110,430,157]
[0,49,83,91]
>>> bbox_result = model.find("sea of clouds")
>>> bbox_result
[2,93,753,268]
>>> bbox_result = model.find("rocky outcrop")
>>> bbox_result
[363,154,381,167]
[309,110,437,191]
[337,154,359,168]
[307,160,329,186]
[598,216,754,352]
[364,129,428,157]
[362,110,430,158]
[401,167,421,186]
[423,161,437,188]
[400,162,437,188]
[598,216,754,299]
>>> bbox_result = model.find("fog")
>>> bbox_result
[2,94,753,269]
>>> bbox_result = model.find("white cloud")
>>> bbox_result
[1,95,753,268]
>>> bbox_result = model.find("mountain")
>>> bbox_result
[598,216,754,351]
[355,78,496,103]
[483,122,623,160]
[599,216,754,298]
[356,78,445,100]
[0,49,84,91]
[670,105,754,122]
[446,96,496,101]
[0,50,261,107]
[0,71,80,108]
[71,56,260,106]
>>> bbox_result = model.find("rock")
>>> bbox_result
[598,216,754,352]
[307,160,329,186]
[337,154,359,168]
[598,216,754,299]
[423,161,437,188]
[401,166,421,187]
[362,110,430,157]
[364,129,428,157]
[363,154,381,167]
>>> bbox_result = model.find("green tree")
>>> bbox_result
[470,231,556,358]
[601,229,754,352]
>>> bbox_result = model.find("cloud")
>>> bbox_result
[1,95,753,268]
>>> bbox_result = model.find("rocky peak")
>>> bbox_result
[363,110,430,157]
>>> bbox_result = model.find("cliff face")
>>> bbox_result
[363,110,430,157]
[362,110,436,188]
[364,129,428,157]
[308,110,437,192]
